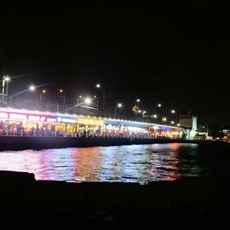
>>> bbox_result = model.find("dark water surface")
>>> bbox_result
[0,142,229,183]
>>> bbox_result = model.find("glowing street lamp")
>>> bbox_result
[41,89,46,97]
[29,85,35,92]
[84,97,92,105]
[12,84,37,98]
[23,84,36,109]
[9,83,50,108]
[114,102,122,117]
[66,96,96,114]
[76,96,93,107]
[132,98,143,119]
[158,103,166,123]
[26,84,36,96]
[96,83,105,114]
[40,89,47,110]
[136,98,143,113]
[1,75,11,104]
[58,89,66,112]
[3,75,10,95]
[170,109,178,124]
[8,84,36,107]
[150,114,158,119]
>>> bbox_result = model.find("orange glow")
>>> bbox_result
[77,118,104,126]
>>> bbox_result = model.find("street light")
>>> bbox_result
[24,85,36,109]
[170,109,178,125]
[1,75,11,105]
[136,98,143,113]
[78,97,99,111]
[66,96,97,114]
[58,89,66,112]
[3,75,10,96]
[8,84,36,107]
[96,83,105,114]
[40,89,47,110]
[157,103,165,123]
[114,102,122,118]
[29,85,35,91]
[8,83,50,108]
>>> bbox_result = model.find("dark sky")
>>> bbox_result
[0,1,229,125]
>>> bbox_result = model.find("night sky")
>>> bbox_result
[0,1,229,125]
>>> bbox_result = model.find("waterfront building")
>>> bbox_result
[0,106,186,139]
[179,114,198,139]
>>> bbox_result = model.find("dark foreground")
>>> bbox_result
[0,170,229,228]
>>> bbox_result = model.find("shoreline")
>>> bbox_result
[0,135,228,151]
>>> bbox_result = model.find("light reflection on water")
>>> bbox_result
[0,143,229,183]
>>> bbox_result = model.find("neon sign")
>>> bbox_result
[9,113,27,120]
[57,117,75,123]
[28,115,41,121]
[0,110,75,124]
[47,118,57,122]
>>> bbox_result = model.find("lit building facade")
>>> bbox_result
[0,107,186,139]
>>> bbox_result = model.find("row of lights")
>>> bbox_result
[1,77,179,125]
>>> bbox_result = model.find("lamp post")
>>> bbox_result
[170,109,177,125]
[8,84,36,108]
[136,98,142,115]
[24,85,36,109]
[40,89,47,110]
[66,96,97,114]
[114,102,122,118]
[9,83,49,108]
[1,75,10,105]
[58,89,66,112]
[96,83,105,115]
[157,103,166,123]
[3,75,10,96]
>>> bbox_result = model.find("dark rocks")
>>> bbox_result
[0,170,229,227]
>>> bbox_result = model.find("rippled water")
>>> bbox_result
[0,142,229,184]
